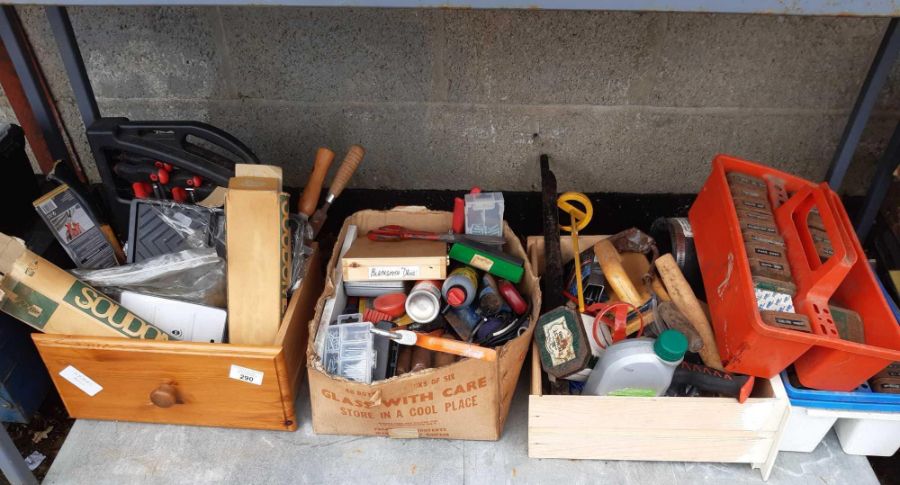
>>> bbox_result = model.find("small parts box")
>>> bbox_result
[526,236,790,480]
[690,155,900,391]
[32,246,322,431]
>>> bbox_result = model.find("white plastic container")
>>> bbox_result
[583,330,688,397]
[834,411,900,456]
[779,406,838,452]
[779,404,900,455]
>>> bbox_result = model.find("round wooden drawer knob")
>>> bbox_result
[150,384,178,408]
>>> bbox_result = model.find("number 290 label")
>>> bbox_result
[229,364,264,386]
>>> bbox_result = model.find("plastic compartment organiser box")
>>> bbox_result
[465,192,504,237]
[689,154,900,391]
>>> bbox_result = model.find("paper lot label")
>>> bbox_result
[59,365,103,396]
[368,266,420,279]
[229,365,264,386]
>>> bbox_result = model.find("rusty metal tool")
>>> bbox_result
[540,155,565,310]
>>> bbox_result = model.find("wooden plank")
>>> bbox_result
[276,244,323,395]
[528,396,778,463]
[528,395,784,432]
[34,337,290,430]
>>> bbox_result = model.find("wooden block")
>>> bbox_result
[235,163,283,185]
[341,237,447,282]
[226,176,291,345]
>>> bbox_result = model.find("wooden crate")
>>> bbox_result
[31,245,322,431]
[526,236,789,480]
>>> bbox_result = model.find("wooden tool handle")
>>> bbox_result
[594,239,644,306]
[329,145,365,199]
[656,253,724,370]
[298,147,335,216]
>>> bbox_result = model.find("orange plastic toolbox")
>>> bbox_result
[689,154,900,391]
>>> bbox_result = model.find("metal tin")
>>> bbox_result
[405,280,442,323]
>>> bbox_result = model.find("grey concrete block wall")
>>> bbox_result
[3,6,899,194]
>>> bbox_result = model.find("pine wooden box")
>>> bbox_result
[31,245,322,431]
[526,236,789,480]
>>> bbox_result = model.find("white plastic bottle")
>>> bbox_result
[582,329,688,397]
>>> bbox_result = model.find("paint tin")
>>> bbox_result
[405,280,442,323]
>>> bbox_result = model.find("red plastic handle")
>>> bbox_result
[774,184,856,337]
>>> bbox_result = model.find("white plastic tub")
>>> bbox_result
[780,404,900,456]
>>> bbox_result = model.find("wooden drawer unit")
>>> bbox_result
[32,246,322,431]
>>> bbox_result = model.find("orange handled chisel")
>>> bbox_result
[370,327,497,362]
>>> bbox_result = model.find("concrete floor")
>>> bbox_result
[43,373,878,485]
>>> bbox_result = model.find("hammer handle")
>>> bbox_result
[656,253,724,370]
[298,148,334,216]
[594,239,644,306]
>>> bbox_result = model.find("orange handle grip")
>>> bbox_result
[298,147,334,216]
[329,145,365,199]
[415,334,497,361]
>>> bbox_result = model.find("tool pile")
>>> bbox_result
[0,144,364,346]
[314,191,533,384]
[534,156,756,402]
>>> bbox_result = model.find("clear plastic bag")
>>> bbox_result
[146,200,225,255]
[71,248,226,308]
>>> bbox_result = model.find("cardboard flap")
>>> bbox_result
[0,232,27,278]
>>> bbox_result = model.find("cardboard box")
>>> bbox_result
[226,175,291,345]
[307,208,540,440]
[0,232,167,340]
[526,236,790,480]
[33,184,118,269]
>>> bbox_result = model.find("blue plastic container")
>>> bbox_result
[782,276,900,412]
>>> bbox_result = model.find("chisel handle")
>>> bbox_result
[298,147,335,216]
[328,145,365,200]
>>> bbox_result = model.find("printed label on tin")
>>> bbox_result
[543,317,575,366]
[468,254,494,272]
[368,266,421,280]
[59,365,103,397]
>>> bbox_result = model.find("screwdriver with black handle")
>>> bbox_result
[667,361,755,403]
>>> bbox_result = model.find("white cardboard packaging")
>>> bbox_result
[120,291,226,343]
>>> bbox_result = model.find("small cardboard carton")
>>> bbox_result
[307,207,540,440]
[0,232,167,339]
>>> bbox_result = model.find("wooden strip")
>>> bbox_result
[529,395,783,431]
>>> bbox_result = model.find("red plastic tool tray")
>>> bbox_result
[689,154,900,391]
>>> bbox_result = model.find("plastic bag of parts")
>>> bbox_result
[71,248,226,308]
[149,200,225,255]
